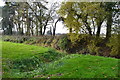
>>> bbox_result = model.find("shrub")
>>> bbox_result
[3,36,30,43]
[67,34,92,54]
[45,37,54,47]
[51,37,60,50]
[68,33,90,45]
[58,35,70,52]
[107,34,120,57]
[41,49,64,62]
[24,37,37,44]
[87,40,100,55]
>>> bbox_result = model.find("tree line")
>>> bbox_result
[0,1,120,39]
[1,1,62,36]
[58,2,120,40]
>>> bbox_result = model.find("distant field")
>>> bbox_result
[1,41,119,78]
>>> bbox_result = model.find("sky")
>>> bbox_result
[0,0,5,6]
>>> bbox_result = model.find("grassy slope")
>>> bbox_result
[38,54,119,78]
[2,41,63,78]
[2,41,49,60]
[1,41,119,78]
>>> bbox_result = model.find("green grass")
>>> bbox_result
[2,41,49,60]
[37,54,119,78]
[1,41,119,78]
[1,41,64,78]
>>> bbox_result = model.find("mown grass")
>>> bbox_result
[1,41,119,78]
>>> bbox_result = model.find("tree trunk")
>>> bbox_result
[35,19,38,36]
[8,21,13,35]
[26,18,30,36]
[43,19,49,35]
[50,27,52,35]
[106,12,112,40]
[30,21,34,36]
[69,28,72,33]
[39,25,43,35]
[53,28,56,36]
[7,26,12,35]
[92,18,96,35]
[53,19,59,36]
[18,22,21,35]
[36,25,38,36]
[83,21,92,36]
[82,15,92,36]
[96,22,103,37]
[86,24,92,36]
[21,21,24,35]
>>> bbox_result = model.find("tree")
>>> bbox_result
[58,2,107,37]
[47,27,52,35]
[44,2,62,36]
[1,1,64,36]
[2,1,49,36]
[53,17,64,36]
[112,11,120,34]
[26,2,48,35]
[103,2,118,40]
[2,2,15,35]
[13,2,26,35]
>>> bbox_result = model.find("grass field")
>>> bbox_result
[37,54,119,78]
[1,41,119,78]
[2,41,64,78]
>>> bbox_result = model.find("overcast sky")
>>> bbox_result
[0,0,5,6]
